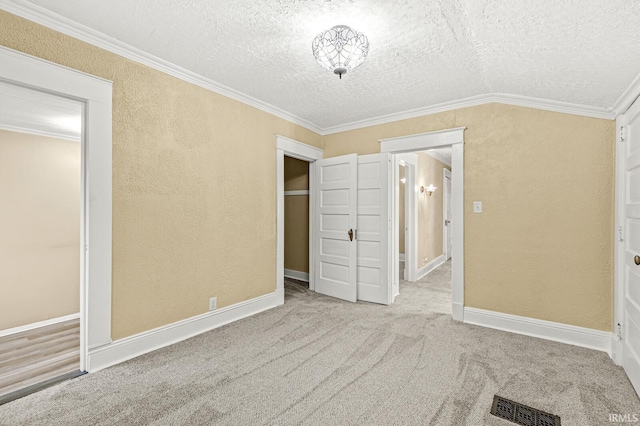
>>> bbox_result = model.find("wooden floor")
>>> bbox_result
[0,319,79,397]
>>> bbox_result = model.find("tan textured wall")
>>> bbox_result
[398,166,405,255]
[0,130,80,330]
[322,103,615,331]
[284,156,309,273]
[0,11,321,339]
[417,153,448,266]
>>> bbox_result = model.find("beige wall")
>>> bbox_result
[398,166,405,255]
[322,103,615,332]
[0,11,321,339]
[0,130,80,330]
[417,153,449,266]
[284,156,309,273]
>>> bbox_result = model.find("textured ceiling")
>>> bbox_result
[18,0,640,130]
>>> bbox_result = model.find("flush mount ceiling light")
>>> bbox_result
[312,25,369,79]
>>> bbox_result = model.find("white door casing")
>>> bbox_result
[381,127,465,321]
[275,135,323,302]
[314,154,358,302]
[444,169,452,260]
[0,46,113,372]
[393,154,418,296]
[617,96,640,396]
[356,153,392,305]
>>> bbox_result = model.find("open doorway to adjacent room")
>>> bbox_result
[0,80,84,400]
[396,147,453,314]
[382,127,465,320]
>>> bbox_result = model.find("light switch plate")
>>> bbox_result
[473,201,482,213]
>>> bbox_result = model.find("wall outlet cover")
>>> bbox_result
[209,297,217,311]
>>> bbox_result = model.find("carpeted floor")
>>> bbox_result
[1,261,638,425]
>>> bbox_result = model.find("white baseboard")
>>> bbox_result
[464,307,613,356]
[416,254,446,281]
[399,253,405,261]
[452,302,464,322]
[284,269,309,282]
[0,313,80,338]
[87,291,280,372]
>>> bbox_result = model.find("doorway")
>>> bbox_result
[283,156,311,290]
[0,46,112,374]
[394,148,452,307]
[382,127,465,321]
[276,135,323,304]
[0,81,84,399]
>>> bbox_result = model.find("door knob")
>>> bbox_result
[635,255,640,266]
[348,229,354,241]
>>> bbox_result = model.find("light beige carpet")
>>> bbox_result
[1,261,638,425]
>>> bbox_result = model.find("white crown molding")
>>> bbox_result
[0,0,323,135]
[2,0,628,137]
[612,71,640,115]
[321,93,617,135]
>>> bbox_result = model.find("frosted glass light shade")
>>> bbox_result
[312,25,369,79]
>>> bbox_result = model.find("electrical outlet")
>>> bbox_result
[209,297,217,311]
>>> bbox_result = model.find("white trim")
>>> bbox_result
[394,154,417,286]
[87,291,280,372]
[284,190,309,196]
[323,93,615,135]
[613,96,640,368]
[383,128,465,322]
[399,253,405,261]
[613,71,640,116]
[613,113,625,365]
[423,149,451,168]
[416,254,446,281]
[284,269,310,282]
[0,313,80,338]
[381,127,466,153]
[0,0,622,137]
[0,46,113,373]
[443,168,452,260]
[277,135,323,161]
[0,123,81,142]
[276,136,323,302]
[0,0,323,136]
[464,307,613,355]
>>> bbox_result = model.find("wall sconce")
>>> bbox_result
[420,184,437,196]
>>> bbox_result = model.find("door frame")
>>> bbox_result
[613,95,640,366]
[394,154,417,291]
[0,46,113,372]
[443,168,452,260]
[381,127,466,321]
[276,135,323,304]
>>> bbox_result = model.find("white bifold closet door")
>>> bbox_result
[313,153,391,305]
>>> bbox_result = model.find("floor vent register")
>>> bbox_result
[490,395,561,426]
